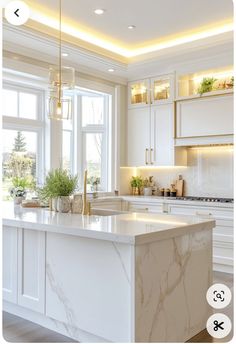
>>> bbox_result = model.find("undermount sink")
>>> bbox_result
[91,208,128,217]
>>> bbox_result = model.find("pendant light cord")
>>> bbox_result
[59,0,62,102]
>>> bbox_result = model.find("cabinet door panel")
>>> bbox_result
[18,229,45,313]
[127,107,150,166]
[3,226,18,303]
[152,104,174,166]
[176,94,233,138]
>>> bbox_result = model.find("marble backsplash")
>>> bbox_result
[120,146,234,198]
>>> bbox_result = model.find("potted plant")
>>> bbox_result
[197,77,217,95]
[10,176,31,205]
[130,176,143,195]
[39,169,78,212]
[10,186,26,205]
[143,178,153,196]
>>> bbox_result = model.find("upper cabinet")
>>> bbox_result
[176,94,234,139]
[128,74,174,108]
[128,79,150,108]
[151,74,174,105]
[177,67,233,99]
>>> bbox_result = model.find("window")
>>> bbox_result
[3,87,38,120]
[80,91,110,192]
[2,83,44,200]
[63,88,112,192]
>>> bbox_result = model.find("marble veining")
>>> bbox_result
[112,242,131,285]
[135,229,212,342]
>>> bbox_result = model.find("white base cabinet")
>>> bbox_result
[3,227,46,313]
[3,226,18,303]
[17,229,46,313]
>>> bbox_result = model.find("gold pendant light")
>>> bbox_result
[48,0,75,120]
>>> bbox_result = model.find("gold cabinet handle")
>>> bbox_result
[145,148,149,165]
[150,148,154,165]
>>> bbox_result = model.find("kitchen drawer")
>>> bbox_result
[168,204,233,220]
[128,202,163,214]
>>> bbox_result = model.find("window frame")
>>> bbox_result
[2,82,45,186]
[75,89,112,192]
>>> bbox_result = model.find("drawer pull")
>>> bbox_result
[196,211,212,216]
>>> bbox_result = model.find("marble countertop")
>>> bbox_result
[3,202,215,245]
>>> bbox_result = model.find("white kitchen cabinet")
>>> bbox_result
[127,107,150,166]
[176,94,233,138]
[151,104,186,166]
[128,201,164,214]
[167,203,233,273]
[3,226,18,303]
[17,228,46,313]
[127,104,186,166]
[128,74,174,109]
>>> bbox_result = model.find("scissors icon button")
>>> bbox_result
[213,320,224,331]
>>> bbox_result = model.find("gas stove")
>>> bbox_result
[175,196,234,203]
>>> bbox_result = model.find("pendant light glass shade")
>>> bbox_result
[49,66,75,90]
[48,90,72,120]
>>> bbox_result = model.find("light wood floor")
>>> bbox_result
[2,272,233,343]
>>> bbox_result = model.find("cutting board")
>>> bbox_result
[175,179,184,197]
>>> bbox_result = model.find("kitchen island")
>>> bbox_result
[3,202,215,343]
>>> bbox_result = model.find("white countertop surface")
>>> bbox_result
[2,202,215,245]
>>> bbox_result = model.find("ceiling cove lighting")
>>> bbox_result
[29,8,233,58]
[48,0,75,120]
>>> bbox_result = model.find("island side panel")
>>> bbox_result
[134,228,213,342]
[46,232,133,342]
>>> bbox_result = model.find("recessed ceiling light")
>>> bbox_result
[94,9,105,15]
[128,25,136,30]
[62,52,69,57]
[108,68,115,72]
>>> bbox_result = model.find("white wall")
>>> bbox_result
[120,146,234,198]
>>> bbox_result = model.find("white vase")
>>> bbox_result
[14,196,25,205]
[143,187,152,196]
[57,196,71,213]
[51,197,58,211]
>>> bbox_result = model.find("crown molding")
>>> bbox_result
[3,21,233,82]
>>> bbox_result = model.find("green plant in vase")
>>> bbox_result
[197,77,217,95]
[130,176,143,195]
[39,168,78,212]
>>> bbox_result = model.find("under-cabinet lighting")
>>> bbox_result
[137,166,188,169]
[189,145,234,153]
[191,71,233,82]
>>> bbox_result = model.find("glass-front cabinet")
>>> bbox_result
[128,74,174,108]
[151,74,174,104]
[177,67,234,99]
[128,79,150,108]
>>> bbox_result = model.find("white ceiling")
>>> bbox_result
[23,0,233,48]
